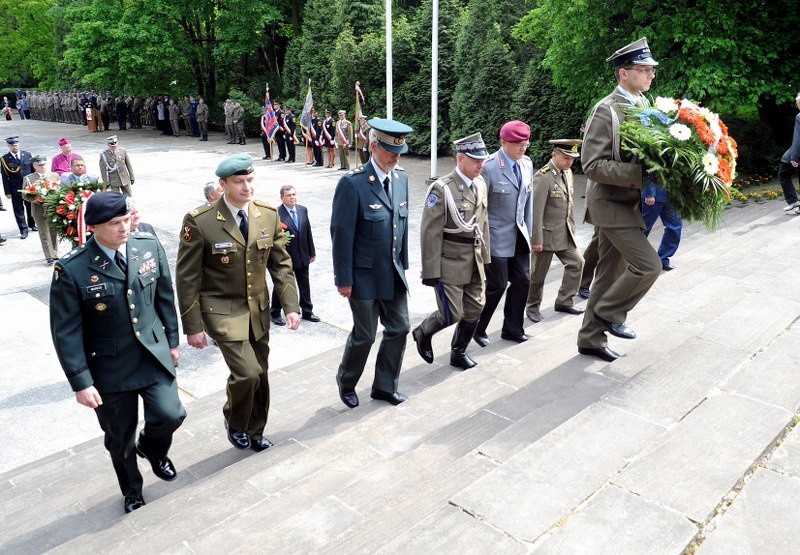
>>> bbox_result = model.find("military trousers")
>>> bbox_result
[217,329,272,440]
[579,228,599,291]
[429,268,485,328]
[31,203,59,260]
[526,246,583,311]
[577,225,661,349]
[337,144,350,170]
[170,118,180,137]
[94,371,185,497]
[337,280,410,395]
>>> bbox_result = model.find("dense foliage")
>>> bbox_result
[2,0,799,171]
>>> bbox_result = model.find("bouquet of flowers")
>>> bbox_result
[21,176,60,204]
[43,179,107,242]
[279,221,294,246]
[620,97,738,230]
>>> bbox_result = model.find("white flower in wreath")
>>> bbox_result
[702,153,719,176]
[668,123,692,141]
[655,97,679,113]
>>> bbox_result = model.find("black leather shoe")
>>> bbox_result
[500,332,530,343]
[662,263,676,271]
[336,377,359,408]
[135,444,177,481]
[473,332,491,348]
[302,313,321,322]
[227,429,251,450]
[526,310,543,323]
[124,495,146,513]
[0,206,6,211]
[578,346,621,362]
[251,437,274,452]
[554,304,584,315]
[593,314,636,339]
[29,226,38,232]
[578,287,590,299]
[271,315,286,326]
[0,236,6,244]
[20,229,28,239]
[412,326,434,364]
[370,390,408,405]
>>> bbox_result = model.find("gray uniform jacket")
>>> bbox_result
[480,149,533,258]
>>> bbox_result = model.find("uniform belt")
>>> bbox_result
[443,235,480,246]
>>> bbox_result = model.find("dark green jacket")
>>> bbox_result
[50,232,179,393]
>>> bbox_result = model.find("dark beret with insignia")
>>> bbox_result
[84,191,131,225]
[215,153,255,178]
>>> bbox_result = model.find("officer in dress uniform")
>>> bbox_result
[1,136,34,238]
[23,154,60,263]
[310,108,324,166]
[356,115,370,164]
[49,192,185,514]
[330,118,414,408]
[224,99,234,143]
[283,106,296,163]
[335,109,353,170]
[100,135,135,197]
[526,139,585,323]
[577,37,663,362]
[323,110,336,168]
[274,101,286,160]
[176,153,300,451]
[412,133,490,369]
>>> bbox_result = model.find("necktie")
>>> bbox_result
[383,177,391,205]
[238,209,249,241]
[513,162,522,186]
[290,208,298,228]
[114,250,127,273]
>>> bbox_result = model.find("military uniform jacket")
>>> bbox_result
[232,106,245,124]
[1,151,33,195]
[331,163,410,300]
[356,123,370,150]
[335,120,353,146]
[531,159,577,251]
[480,150,533,258]
[100,147,134,189]
[323,117,335,147]
[49,233,180,393]
[420,170,490,284]
[196,103,208,122]
[176,198,299,342]
[224,103,233,125]
[582,88,646,228]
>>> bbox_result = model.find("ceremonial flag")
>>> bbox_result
[354,81,365,121]
[262,90,278,139]
[300,81,313,132]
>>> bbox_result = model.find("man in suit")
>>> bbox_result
[1,136,34,238]
[779,92,800,213]
[526,139,585,323]
[330,118,414,408]
[271,185,319,325]
[577,37,663,363]
[472,121,534,347]
[50,192,185,514]
[413,133,490,370]
[60,156,99,186]
[176,153,300,452]
[335,110,353,170]
[100,135,135,196]
[642,183,682,271]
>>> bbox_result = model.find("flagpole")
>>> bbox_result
[430,0,439,180]
[385,0,393,118]
[353,82,358,168]
[266,83,273,161]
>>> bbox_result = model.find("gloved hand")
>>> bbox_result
[422,278,438,287]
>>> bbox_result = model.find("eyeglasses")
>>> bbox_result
[627,67,656,76]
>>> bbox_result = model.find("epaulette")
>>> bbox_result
[538,164,552,174]
[486,153,498,161]
[189,203,213,217]
[56,243,89,265]
[132,230,154,238]
[253,199,276,210]
[351,166,365,175]
[394,165,406,172]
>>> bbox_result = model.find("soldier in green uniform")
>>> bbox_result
[356,115,370,164]
[224,99,234,144]
[412,133,490,370]
[232,101,246,145]
[526,139,585,323]
[196,98,209,141]
[176,153,300,451]
[335,110,353,170]
[49,192,185,514]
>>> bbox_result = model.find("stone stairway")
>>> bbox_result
[2,201,799,554]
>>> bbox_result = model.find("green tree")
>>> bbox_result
[0,0,58,86]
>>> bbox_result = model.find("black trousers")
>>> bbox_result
[10,190,29,233]
[275,133,286,160]
[94,371,185,497]
[475,233,531,336]
[271,265,312,317]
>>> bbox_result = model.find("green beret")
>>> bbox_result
[84,192,130,225]
[215,153,255,178]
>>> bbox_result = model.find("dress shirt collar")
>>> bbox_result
[223,195,249,224]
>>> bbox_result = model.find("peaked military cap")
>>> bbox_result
[549,139,582,158]
[338,110,346,115]
[84,191,130,225]
[607,37,658,68]
[216,153,255,178]
[105,135,118,145]
[454,132,489,160]
[368,118,413,154]
[31,154,47,165]
[5,136,19,145]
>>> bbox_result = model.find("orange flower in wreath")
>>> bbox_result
[717,158,733,184]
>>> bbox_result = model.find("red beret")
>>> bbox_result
[499,120,530,142]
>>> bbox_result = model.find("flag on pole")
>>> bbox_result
[300,81,314,132]
[354,81,365,121]
[262,89,279,140]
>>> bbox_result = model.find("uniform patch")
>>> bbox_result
[427,194,438,208]
[220,255,230,265]
[87,283,108,293]
[182,224,192,242]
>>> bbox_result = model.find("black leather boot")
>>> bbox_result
[412,315,446,364]
[451,319,479,369]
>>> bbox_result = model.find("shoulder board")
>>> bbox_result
[189,203,213,218]
[394,165,406,172]
[132,230,154,238]
[538,164,552,174]
[352,166,365,174]
[253,200,276,210]
[57,243,88,264]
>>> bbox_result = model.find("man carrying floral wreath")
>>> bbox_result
[576,37,663,363]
